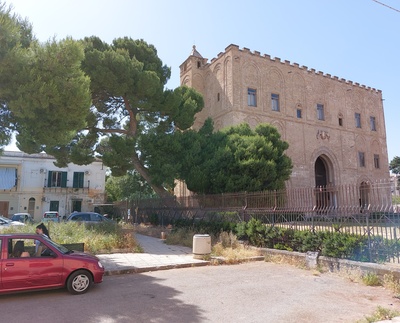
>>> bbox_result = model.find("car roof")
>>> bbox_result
[69,212,102,216]
[13,213,31,215]
[0,233,40,238]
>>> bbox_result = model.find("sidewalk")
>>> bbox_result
[97,234,209,275]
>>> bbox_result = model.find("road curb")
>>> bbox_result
[104,261,210,276]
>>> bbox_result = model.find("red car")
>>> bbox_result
[0,233,104,295]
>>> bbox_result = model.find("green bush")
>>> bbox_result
[1,222,139,254]
[171,217,400,263]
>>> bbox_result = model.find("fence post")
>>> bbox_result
[366,209,372,262]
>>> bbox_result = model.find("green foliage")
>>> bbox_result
[194,122,292,193]
[0,3,35,148]
[321,232,364,259]
[142,120,292,194]
[244,218,267,247]
[149,213,159,226]
[172,217,235,236]
[1,222,139,254]
[362,272,381,286]
[389,156,400,174]
[6,38,92,157]
[361,306,400,323]
[1,25,204,197]
[232,219,400,262]
[105,171,155,201]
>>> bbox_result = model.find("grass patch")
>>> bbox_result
[359,306,400,323]
[165,228,196,248]
[383,274,400,298]
[362,272,381,286]
[212,231,262,264]
[1,222,140,254]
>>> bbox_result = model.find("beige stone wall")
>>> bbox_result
[179,44,389,191]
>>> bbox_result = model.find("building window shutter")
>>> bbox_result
[61,172,68,188]
[73,172,84,188]
[47,171,52,187]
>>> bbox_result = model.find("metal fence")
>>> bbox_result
[113,180,400,263]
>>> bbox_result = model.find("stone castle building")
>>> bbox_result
[178,44,390,203]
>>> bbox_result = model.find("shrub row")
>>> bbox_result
[172,217,400,263]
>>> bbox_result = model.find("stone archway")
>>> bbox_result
[315,156,328,187]
[314,155,335,213]
[359,181,370,212]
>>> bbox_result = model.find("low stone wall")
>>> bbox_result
[259,247,400,280]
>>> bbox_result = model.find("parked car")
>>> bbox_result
[0,216,25,228]
[66,212,113,224]
[42,211,60,223]
[0,233,104,294]
[11,213,35,224]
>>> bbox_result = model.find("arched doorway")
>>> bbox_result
[314,156,334,213]
[28,197,35,217]
[315,157,328,187]
[359,181,370,212]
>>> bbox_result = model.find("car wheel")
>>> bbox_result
[67,270,92,294]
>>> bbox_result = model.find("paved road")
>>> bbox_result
[0,261,398,323]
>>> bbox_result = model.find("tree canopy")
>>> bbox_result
[141,119,293,194]
[1,4,293,197]
[105,171,155,202]
[78,36,204,197]
[0,3,92,160]
[0,2,34,148]
[390,156,400,174]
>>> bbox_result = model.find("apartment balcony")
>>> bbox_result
[43,186,89,194]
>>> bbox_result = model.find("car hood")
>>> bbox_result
[66,251,100,261]
[11,221,25,226]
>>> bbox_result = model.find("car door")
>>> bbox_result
[27,238,64,287]
[0,237,3,289]
[1,238,32,290]
[1,238,64,291]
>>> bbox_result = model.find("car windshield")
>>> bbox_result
[0,216,12,223]
[41,235,70,254]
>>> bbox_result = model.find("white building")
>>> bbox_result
[0,151,106,220]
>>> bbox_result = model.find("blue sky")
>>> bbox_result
[4,0,400,162]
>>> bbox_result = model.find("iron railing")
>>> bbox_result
[113,180,400,263]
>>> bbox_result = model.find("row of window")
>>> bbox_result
[247,88,377,131]
[47,171,86,188]
[358,152,380,169]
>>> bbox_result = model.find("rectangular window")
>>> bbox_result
[370,116,376,131]
[47,171,67,188]
[73,172,84,188]
[217,93,220,102]
[247,88,257,107]
[296,109,302,118]
[358,152,365,167]
[317,104,324,120]
[0,167,17,189]
[338,118,343,126]
[271,93,280,111]
[355,113,361,128]
[374,154,380,169]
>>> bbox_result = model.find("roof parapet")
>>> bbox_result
[200,44,382,92]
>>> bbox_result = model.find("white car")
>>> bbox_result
[11,213,35,224]
[0,216,25,228]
